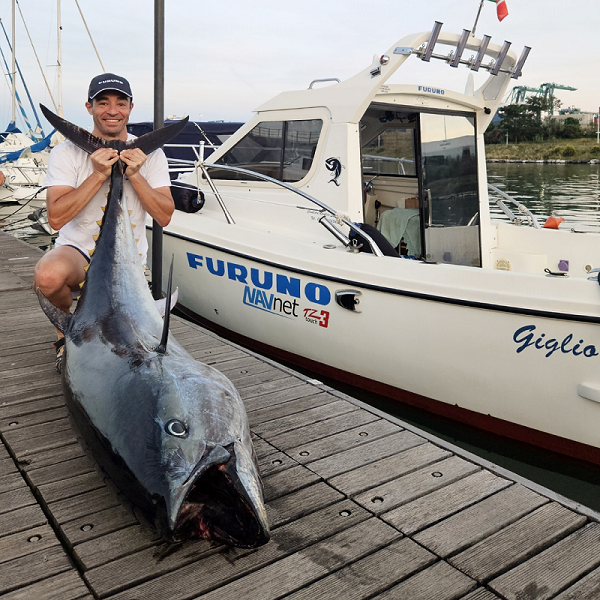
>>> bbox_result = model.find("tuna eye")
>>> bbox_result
[165,419,188,437]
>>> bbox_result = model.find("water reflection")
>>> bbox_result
[488,162,600,229]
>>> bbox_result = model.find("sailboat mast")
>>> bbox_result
[11,0,15,124]
[57,0,62,117]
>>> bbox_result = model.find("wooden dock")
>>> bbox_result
[2,228,600,600]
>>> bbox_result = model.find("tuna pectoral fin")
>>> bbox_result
[155,287,179,318]
[36,289,71,334]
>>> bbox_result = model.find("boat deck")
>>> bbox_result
[2,229,600,600]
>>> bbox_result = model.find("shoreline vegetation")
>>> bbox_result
[485,138,600,163]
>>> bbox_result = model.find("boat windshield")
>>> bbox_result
[211,119,323,182]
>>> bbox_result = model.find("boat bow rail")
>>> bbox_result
[200,162,385,257]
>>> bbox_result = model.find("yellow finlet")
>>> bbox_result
[83,264,90,272]
[93,234,99,241]
[89,248,95,256]
[131,224,137,229]
[128,210,133,215]
[79,281,85,288]
[96,220,102,226]
[101,206,106,211]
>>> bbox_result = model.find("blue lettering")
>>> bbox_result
[544,339,559,357]
[276,274,301,298]
[228,262,248,283]
[573,340,584,356]
[513,325,536,353]
[305,282,331,306]
[243,286,257,305]
[251,268,273,290]
[187,252,203,269]
[514,326,598,359]
[206,257,225,276]
[560,334,573,353]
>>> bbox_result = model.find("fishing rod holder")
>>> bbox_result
[403,21,530,80]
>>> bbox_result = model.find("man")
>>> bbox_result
[33,73,174,372]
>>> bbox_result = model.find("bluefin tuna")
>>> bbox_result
[37,105,270,548]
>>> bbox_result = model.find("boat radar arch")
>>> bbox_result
[255,22,530,131]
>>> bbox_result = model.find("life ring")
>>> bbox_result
[0,171,5,186]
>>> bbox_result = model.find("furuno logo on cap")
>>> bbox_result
[88,73,133,99]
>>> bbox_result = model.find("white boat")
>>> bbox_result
[150,23,600,466]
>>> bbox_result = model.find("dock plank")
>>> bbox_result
[283,537,437,600]
[0,569,92,600]
[413,484,548,558]
[488,522,600,600]
[555,566,600,599]
[352,455,480,516]
[449,502,587,583]
[267,408,380,451]
[372,560,476,600]
[288,418,402,464]
[89,499,369,600]
[0,546,75,596]
[199,518,400,600]
[307,429,426,480]
[382,469,512,535]
[328,440,450,497]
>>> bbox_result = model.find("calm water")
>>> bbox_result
[4,162,600,511]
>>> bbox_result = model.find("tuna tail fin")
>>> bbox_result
[36,289,71,334]
[128,117,189,155]
[39,104,189,156]
[156,255,175,354]
[40,104,106,155]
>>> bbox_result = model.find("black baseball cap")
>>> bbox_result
[88,73,133,100]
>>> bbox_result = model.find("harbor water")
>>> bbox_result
[4,161,600,511]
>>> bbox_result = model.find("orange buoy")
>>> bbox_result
[542,216,564,229]
[0,171,5,186]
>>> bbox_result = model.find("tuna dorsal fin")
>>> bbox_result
[40,104,189,156]
[155,287,179,318]
[156,255,175,354]
[36,289,71,334]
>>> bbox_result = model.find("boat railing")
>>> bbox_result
[198,162,385,257]
[488,183,541,229]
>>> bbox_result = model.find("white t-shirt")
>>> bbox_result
[45,134,171,265]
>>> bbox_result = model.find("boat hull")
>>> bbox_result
[155,230,600,467]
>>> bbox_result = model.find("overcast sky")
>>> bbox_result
[0,0,597,134]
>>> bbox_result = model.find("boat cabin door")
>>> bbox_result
[419,112,480,267]
[360,105,480,267]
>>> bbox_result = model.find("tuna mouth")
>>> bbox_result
[173,446,270,548]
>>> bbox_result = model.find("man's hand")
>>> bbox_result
[119,148,147,178]
[90,147,120,180]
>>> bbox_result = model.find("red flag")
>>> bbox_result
[488,0,509,22]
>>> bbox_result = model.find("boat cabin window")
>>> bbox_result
[361,108,417,177]
[360,103,480,267]
[211,119,323,182]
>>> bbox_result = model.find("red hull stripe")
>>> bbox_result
[178,304,600,468]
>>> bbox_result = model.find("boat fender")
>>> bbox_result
[171,182,205,213]
[0,170,4,186]
[349,223,400,257]
[542,216,564,229]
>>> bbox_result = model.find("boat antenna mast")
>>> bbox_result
[472,0,485,37]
